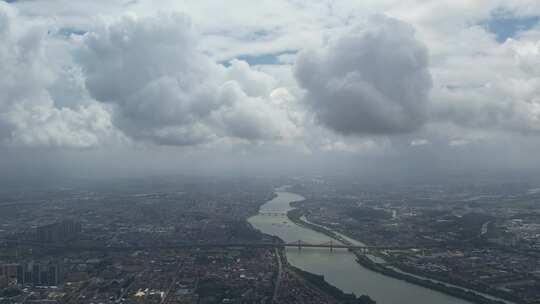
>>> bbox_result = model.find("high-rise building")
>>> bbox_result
[0,264,28,286]
[36,220,81,243]
[24,266,32,285]
[48,265,58,286]
[16,264,24,285]
[32,263,40,286]
[1,264,18,286]
[0,262,61,287]
[40,270,48,286]
[0,265,7,288]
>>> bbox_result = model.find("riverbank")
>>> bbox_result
[287,208,353,246]
[286,207,511,304]
[271,243,375,303]
[353,254,505,304]
[290,264,376,304]
[385,263,524,304]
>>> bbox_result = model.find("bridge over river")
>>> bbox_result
[1,238,440,252]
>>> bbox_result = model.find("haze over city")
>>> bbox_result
[1,1,540,304]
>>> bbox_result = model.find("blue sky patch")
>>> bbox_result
[223,50,297,66]
[55,27,87,37]
[484,9,540,43]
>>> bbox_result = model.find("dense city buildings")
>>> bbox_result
[0,177,375,304]
[0,261,62,287]
[0,176,539,303]
[287,179,540,303]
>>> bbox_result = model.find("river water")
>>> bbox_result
[248,191,473,304]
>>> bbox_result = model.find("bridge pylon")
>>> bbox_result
[324,240,334,252]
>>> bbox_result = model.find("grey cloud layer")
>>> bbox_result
[3,0,540,157]
[4,0,540,180]
[295,15,432,135]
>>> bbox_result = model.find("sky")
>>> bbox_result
[1,0,540,182]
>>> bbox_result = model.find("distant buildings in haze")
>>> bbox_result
[36,220,81,243]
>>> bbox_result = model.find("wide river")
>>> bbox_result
[248,191,473,304]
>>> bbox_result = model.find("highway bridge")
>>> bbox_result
[258,211,287,216]
[0,238,436,252]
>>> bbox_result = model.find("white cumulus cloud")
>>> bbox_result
[295,15,432,136]
[77,13,300,146]
[0,3,121,148]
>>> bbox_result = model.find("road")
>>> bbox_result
[160,258,184,304]
[272,248,283,303]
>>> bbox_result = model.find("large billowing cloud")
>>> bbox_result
[77,14,299,146]
[295,15,432,136]
[0,3,122,148]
